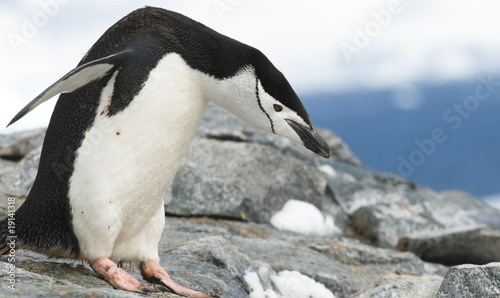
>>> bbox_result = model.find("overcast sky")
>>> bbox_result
[1,0,500,133]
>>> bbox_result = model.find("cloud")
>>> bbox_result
[1,0,500,133]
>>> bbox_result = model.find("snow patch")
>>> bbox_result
[318,164,337,177]
[318,164,357,183]
[270,199,341,236]
[244,270,279,298]
[244,268,335,298]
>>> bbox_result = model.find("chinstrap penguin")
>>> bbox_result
[0,6,330,297]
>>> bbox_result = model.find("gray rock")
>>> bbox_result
[317,128,362,166]
[324,162,500,254]
[0,158,17,177]
[165,138,328,222]
[158,235,250,297]
[0,156,21,204]
[355,273,443,298]
[398,225,500,266]
[164,106,361,222]
[437,262,500,297]
[159,217,447,298]
[0,146,41,198]
[0,128,46,160]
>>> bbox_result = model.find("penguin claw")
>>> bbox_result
[138,286,153,293]
[153,284,172,292]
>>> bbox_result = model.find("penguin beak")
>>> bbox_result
[286,119,330,158]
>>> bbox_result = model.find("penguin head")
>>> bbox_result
[209,50,330,158]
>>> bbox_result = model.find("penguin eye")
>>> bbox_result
[273,104,283,112]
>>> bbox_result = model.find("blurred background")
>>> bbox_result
[1,1,499,206]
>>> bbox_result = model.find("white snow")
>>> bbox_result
[270,199,341,236]
[244,270,280,298]
[318,164,337,178]
[318,164,356,183]
[244,268,335,298]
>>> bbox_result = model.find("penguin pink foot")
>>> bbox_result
[140,260,218,297]
[89,257,154,293]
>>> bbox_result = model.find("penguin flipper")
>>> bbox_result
[7,50,132,127]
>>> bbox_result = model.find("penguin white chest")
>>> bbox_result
[68,53,209,259]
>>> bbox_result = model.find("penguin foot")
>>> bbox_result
[89,257,145,293]
[140,260,219,298]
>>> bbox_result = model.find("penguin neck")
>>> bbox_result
[143,53,210,157]
[132,52,209,138]
[204,66,264,128]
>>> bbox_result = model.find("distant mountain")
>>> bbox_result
[302,79,500,199]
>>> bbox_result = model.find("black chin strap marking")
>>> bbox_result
[255,78,275,134]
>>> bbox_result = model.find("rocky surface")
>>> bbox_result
[1,105,500,297]
[437,262,500,297]
[0,128,45,161]
[398,225,500,266]
[356,273,444,298]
